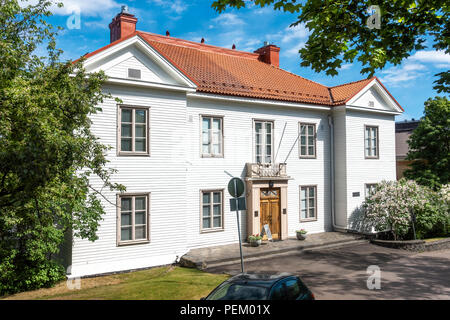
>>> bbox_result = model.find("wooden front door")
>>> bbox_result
[260,188,281,240]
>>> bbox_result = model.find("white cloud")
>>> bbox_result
[150,0,188,15]
[409,50,450,65]
[281,24,309,43]
[379,62,427,87]
[340,63,353,70]
[283,42,306,57]
[211,13,246,27]
[23,0,120,17]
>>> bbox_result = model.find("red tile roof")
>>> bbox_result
[80,31,402,110]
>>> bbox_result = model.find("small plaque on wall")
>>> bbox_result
[352,192,360,197]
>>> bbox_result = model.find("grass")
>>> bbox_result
[2,266,230,300]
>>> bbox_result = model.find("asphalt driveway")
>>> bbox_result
[206,243,450,300]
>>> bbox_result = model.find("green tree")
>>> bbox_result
[211,0,449,93]
[0,0,124,295]
[404,97,450,189]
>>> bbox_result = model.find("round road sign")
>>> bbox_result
[228,177,245,198]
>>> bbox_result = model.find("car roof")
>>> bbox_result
[225,273,296,289]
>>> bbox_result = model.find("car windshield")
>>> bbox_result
[207,282,268,300]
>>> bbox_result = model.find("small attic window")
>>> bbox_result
[368,101,375,108]
[128,68,141,79]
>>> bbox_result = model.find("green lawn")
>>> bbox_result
[2,266,230,300]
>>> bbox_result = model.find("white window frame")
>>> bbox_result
[200,189,224,233]
[117,105,150,156]
[365,183,378,198]
[299,123,317,158]
[117,193,150,246]
[299,185,317,222]
[253,120,274,163]
[364,125,379,159]
[200,115,224,158]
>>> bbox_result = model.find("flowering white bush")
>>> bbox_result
[363,179,428,240]
[439,184,450,204]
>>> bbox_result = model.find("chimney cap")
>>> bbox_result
[121,5,129,14]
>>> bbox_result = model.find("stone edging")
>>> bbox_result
[370,237,450,252]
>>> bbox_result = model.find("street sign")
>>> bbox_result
[227,177,245,198]
[228,177,246,273]
[230,197,246,211]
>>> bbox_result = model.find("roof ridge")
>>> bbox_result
[330,76,375,89]
[137,31,260,60]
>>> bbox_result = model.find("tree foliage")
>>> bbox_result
[404,97,450,189]
[0,0,124,295]
[211,0,450,93]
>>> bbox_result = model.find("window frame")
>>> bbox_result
[200,189,225,233]
[253,119,274,164]
[117,105,150,156]
[299,185,318,222]
[365,183,378,198]
[116,193,150,246]
[200,115,224,158]
[364,125,379,159]
[298,122,317,159]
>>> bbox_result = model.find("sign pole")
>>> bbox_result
[234,179,245,274]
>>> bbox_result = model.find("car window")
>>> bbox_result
[270,277,306,300]
[207,283,268,300]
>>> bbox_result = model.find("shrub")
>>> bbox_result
[364,180,450,240]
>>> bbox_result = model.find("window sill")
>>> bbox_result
[117,240,150,247]
[117,152,150,157]
[364,156,379,160]
[299,156,317,159]
[200,228,224,234]
[300,218,318,223]
[201,154,224,158]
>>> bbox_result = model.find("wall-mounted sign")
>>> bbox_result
[352,192,360,197]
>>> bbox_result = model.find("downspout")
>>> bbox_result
[328,115,348,232]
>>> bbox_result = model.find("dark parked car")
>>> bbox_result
[204,273,315,300]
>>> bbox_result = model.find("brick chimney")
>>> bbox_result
[109,6,137,43]
[254,43,280,67]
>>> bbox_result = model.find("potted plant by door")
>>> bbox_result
[248,234,262,247]
[296,229,307,240]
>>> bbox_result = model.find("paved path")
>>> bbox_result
[207,243,450,300]
[181,232,363,269]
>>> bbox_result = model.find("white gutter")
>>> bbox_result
[328,115,349,232]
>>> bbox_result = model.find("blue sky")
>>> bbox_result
[39,0,449,120]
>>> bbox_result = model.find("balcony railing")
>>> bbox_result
[246,163,287,178]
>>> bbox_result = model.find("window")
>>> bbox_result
[117,194,150,245]
[300,186,317,221]
[201,116,223,157]
[270,278,304,300]
[118,106,149,155]
[299,123,316,158]
[365,183,378,198]
[201,190,223,231]
[254,120,273,163]
[365,125,379,158]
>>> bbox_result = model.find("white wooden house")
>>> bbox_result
[68,8,403,277]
